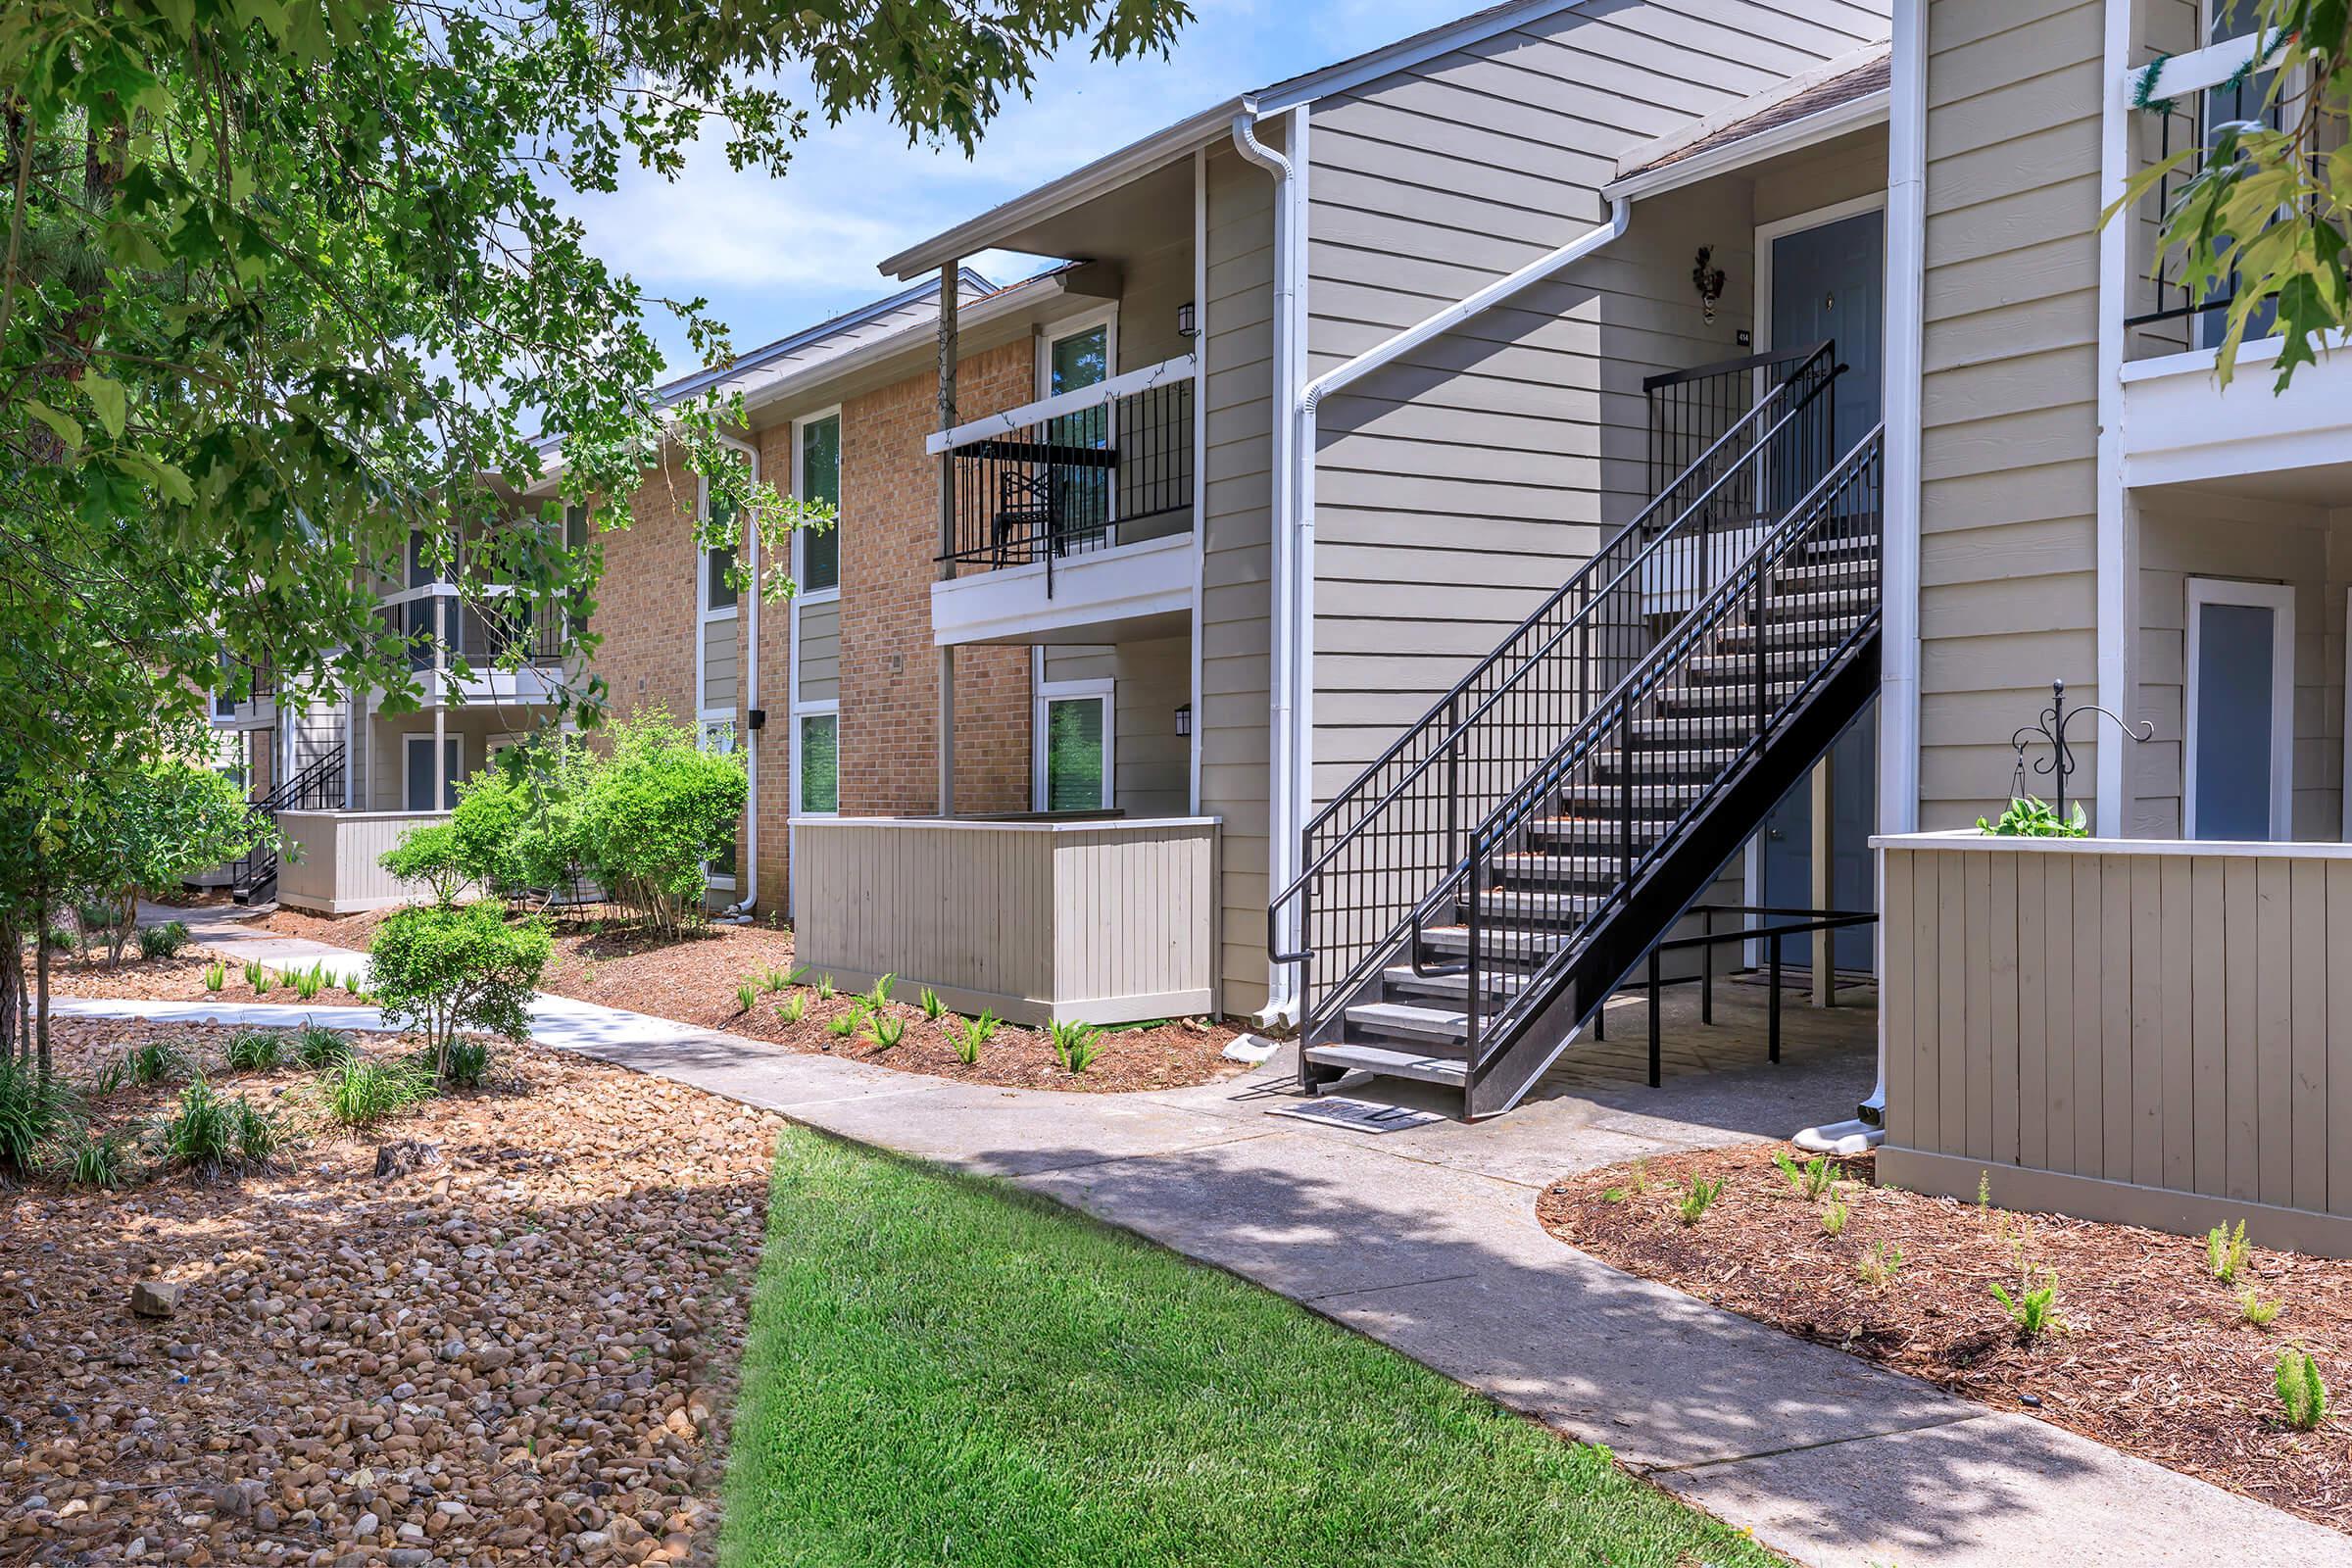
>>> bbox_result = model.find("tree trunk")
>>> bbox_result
[0,909,21,1063]
[33,893,51,1075]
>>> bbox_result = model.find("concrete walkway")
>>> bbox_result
[82,923,2352,1568]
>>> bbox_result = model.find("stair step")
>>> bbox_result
[1302,1043,1468,1088]
[1456,886,1607,922]
[1524,814,1678,847]
[1630,712,1763,745]
[1654,679,1806,716]
[1382,964,1534,1001]
[1345,1000,1471,1044]
[1492,851,1625,886]
[1419,923,1567,960]
[1555,781,1702,811]
[1591,744,1743,778]
[1683,649,1837,684]
[1712,614,1868,653]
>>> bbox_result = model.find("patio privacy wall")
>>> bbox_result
[1879,834,2352,1257]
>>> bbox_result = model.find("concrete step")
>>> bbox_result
[1302,1042,1468,1087]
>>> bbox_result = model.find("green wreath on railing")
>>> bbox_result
[2129,28,2294,120]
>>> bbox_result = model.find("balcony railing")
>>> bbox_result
[2121,29,2299,349]
[929,354,1197,591]
[375,582,566,676]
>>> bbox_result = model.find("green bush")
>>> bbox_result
[577,710,746,935]
[156,1078,236,1171]
[233,1100,284,1166]
[380,820,469,906]
[223,1028,284,1073]
[139,920,191,959]
[292,1022,354,1069]
[0,1056,73,1172]
[449,768,532,896]
[64,1128,134,1189]
[78,761,270,964]
[440,1038,492,1089]
[321,1058,433,1128]
[125,1039,190,1086]
[368,903,551,1080]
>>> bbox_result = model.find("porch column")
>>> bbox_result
[1810,759,1836,1008]
[936,262,958,816]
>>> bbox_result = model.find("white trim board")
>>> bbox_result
[1033,676,1116,812]
[2182,576,2295,842]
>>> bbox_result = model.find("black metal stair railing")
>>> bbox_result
[228,742,348,895]
[1459,425,1886,1076]
[1267,342,1841,1039]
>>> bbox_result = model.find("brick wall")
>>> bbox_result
[589,452,700,727]
[838,338,1034,817]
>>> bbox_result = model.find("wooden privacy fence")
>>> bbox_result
[276,810,453,914]
[792,816,1219,1026]
[1878,833,2352,1257]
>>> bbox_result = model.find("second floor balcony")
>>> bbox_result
[374,580,571,708]
[930,353,1198,647]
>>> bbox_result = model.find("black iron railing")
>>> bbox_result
[2124,60,2292,340]
[379,590,567,676]
[939,371,1195,590]
[1459,426,1884,1071]
[228,742,348,896]
[1267,343,1840,1040]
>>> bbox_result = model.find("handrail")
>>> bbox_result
[925,353,1198,457]
[1461,425,1885,1070]
[1268,345,1841,1007]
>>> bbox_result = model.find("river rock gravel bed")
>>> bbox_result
[2,1019,784,1566]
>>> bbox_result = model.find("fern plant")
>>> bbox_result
[951,1010,1001,1066]
[2207,1220,2250,1285]
[2277,1348,2330,1431]
[1774,1150,1838,1200]
[1856,1241,1903,1289]
[865,972,897,1009]
[735,981,759,1014]
[243,960,271,995]
[1676,1175,1727,1226]
[2240,1289,2282,1329]
[291,963,324,1001]
[814,974,837,1002]
[1050,1019,1104,1074]
[1820,1193,1850,1237]
[1601,1158,1651,1204]
[1990,1267,2067,1342]
[825,1004,864,1041]
[920,987,946,1022]
[777,993,810,1026]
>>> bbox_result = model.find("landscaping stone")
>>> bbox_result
[372,1139,443,1179]
[129,1278,184,1317]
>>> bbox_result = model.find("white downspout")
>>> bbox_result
[722,430,760,919]
[1231,102,1302,1024]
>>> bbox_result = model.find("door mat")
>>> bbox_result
[1266,1097,1446,1135]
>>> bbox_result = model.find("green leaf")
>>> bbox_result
[77,374,127,440]
[24,400,83,450]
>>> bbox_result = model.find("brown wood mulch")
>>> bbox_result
[1539,1145,2352,1533]
[40,950,372,1008]
[258,907,1246,1095]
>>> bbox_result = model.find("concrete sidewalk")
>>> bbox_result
[82,925,2352,1568]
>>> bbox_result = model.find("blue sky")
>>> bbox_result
[565,1,1471,373]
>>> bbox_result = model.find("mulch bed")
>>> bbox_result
[1539,1145,2352,1532]
[41,949,372,1008]
[1,1017,782,1566]
[260,907,1248,1095]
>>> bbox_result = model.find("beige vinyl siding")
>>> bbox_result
[701,614,740,712]
[1200,138,1279,1012]
[1304,0,1890,802]
[1917,0,2103,827]
[796,599,840,705]
[1752,125,1887,226]
[2129,494,2352,840]
[1883,838,2352,1256]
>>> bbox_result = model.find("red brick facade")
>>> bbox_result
[584,338,1042,918]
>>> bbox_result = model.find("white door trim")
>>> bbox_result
[401,731,465,812]
[1033,677,1115,812]
[2184,575,2295,841]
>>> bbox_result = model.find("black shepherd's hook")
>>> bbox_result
[2009,679,2155,825]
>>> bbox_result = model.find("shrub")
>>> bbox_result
[0,1056,73,1172]
[139,921,191,960]
[577,710,747,935]
[1676,1175,1726,1226]
[2277,1348,2330,1431]
[1990,1268,2067,1341]
[1050,1019,1104,1074]
[449,768,533,896]
[44,924,76,954]
[440,1039,492,1089]
[202,958,226,992]
[64,1128,134,1189]
[126,1039,190,1086]
[292,1022,354,1069]
[368,903,551,1080]
[156,1078,236,1171]
[75,762,270,964]
[2207,1220,2250,1285]
[920,987,946,1022]
[486,736,595,900]
[321,1058,433,1128]
[380,820,469,906]
[223,1028,284,1073]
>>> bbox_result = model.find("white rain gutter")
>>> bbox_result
[1231,100,1305,1023]
[720,430,761,920]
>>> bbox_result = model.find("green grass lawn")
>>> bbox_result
[718,1127,1783,1567]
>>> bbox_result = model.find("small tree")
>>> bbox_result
[579,710,746,936]
[368,904,553,1081]
[380,821,470,907]
[450,771,531,900]
[79,762,268,965]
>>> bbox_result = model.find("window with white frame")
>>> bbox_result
[1041,313,1116,545]
[2185,577,2295,841]
[700,466,742,616]
[795,412,842,596]
[794,707,839,816]
[1034,679,1112,813]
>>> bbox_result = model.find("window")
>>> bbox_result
[213,646,238,718]
[2185,578,2294,840]
[700,721,739,883]
[1043,318,1114,545]
[1034,680,1112,813]
[797,710,839,815]
[701,458,745,615]
[797,413,842,595]
[406,528,438,589]
[403,734,464,812]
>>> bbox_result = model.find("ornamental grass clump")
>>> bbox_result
[0,1056,73,1174]
[244,959,271,994]
[126,1038,190,1086]
[292,1022,354,1069]
[223,1027,284,1073]
[1049,1019,1104,1074]
[202,958,226,992]
[368,903,551,1084]
[155,1078,236,1172]
[321,1058,433,1129]
[1676,1175,1726,1226]
[64,1128,134,1190]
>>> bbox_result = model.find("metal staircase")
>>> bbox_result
[229,743,347,905]
[1269,340,1884,1118]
